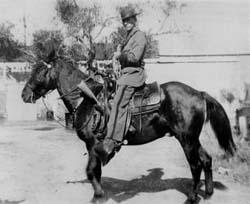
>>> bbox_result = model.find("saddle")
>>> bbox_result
[126,81,161,135]
[130,81,161,115]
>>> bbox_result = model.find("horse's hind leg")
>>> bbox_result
[198,146,213,197]
[177,137,203,202]
[86,150,104,198]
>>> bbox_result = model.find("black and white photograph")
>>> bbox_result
[0,0,249,203]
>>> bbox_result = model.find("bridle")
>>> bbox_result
[27,59,113,131]
[26,83,47,103]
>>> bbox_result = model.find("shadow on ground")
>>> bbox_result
[0,199,25,204]
[67,168,227,204]
[32,127,58,131]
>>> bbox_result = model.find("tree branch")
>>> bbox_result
[93,16,118,41]
[151,28,190,36]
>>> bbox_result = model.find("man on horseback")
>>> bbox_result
[95,5,148,165]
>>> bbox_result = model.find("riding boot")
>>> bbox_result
[95,85,135,165]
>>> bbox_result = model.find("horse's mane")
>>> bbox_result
[58,55,78,67]
[56,56,90,80]
[40,48,88,79]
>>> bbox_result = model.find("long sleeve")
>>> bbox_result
[119,31,147,67]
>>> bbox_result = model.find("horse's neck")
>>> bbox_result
[55,60,87,113]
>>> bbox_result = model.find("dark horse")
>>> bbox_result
[22,52,236,203]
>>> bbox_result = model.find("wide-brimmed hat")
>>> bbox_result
[120,5,140,20]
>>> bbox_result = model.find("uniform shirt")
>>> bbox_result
[117,27,147,87]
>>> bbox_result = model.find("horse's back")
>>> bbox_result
[160,81,204,106]
[161,81,202,95]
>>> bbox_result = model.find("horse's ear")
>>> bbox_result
[47,49,56,63]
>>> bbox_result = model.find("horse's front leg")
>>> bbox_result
[76,129,104,198]
[86,149,104,198]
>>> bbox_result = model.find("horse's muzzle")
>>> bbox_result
[21,86,35,103]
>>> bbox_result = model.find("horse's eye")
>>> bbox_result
[37,70,47,82]
[37,75,44,82]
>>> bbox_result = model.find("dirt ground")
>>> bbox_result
[0,121,249,204]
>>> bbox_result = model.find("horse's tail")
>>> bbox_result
[202,92,236,156]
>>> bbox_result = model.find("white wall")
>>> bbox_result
[6,83,37,121]
[146,56,249,99]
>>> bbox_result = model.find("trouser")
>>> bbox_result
[106,85,135,141]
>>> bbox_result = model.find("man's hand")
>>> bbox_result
[113,44,122,60]
[112,44,122,79]
[113,52,121,60]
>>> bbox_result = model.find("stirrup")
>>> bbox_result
[112,139,123,152]
[107,138,122,146]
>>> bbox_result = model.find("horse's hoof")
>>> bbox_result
[205,189,213,199]
[94,190,105,198]
[91,196,108,204]
[187,193,198,204]
[92,192,106,204]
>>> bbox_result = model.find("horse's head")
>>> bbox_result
[22,58,57,103]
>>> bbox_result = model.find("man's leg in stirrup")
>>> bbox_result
[95,85,135,165]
